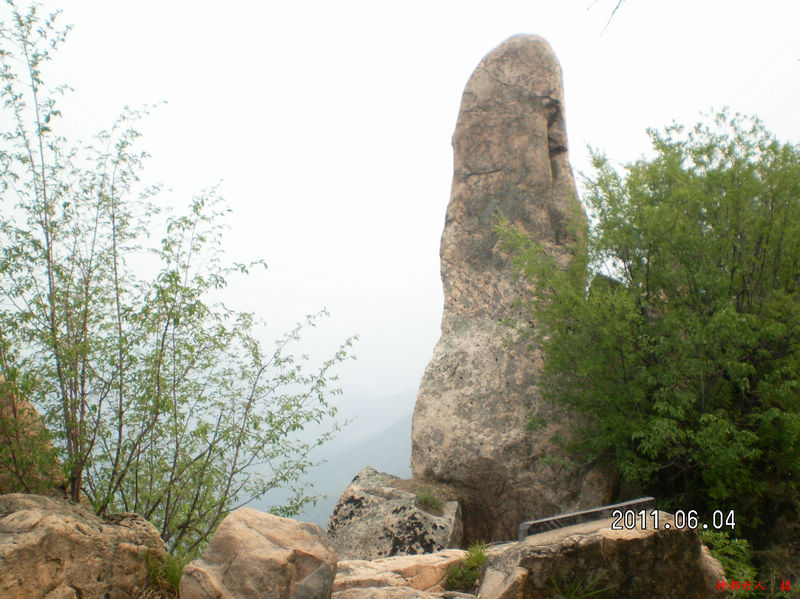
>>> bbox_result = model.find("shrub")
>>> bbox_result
[0,1,356,556]
[145,548,192,597]
[549,572,609,599]
[701,530,757,598]
[415,487,443,514]
[499,111,800,543]
[445,541,487,591]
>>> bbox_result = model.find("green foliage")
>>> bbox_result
[701,531,757,598]
[498,110,800,545]
[445,541,487,591]
[145,548,190,597]
[753,543,800,598]
[415,486,442,514]
[0,368,62,494]
[0,1,355,556]
[702,529,799,598]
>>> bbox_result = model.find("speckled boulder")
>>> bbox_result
[327,467,463,560]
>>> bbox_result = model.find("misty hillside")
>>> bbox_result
[296,410,413,527]
[251,390,415,527]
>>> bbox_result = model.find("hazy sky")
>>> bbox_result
[22,1,800,416]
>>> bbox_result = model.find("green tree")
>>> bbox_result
[0,2,355,556]
[499,110,800,546]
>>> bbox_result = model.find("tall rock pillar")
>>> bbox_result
[411,35,613,542]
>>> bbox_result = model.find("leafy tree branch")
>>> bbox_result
[0,1,356,556]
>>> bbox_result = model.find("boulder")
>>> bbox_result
[327,466,463,560]
[478,512,726,599]
[334,549,468,593]
[0,493,166,599]
[180,507,338,599]
[411,34,614,542]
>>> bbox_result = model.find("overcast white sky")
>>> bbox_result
[23,1,800,415]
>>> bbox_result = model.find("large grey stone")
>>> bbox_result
[411,34,614,542]
[327,466,462,560]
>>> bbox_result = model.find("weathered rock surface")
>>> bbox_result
[332,549,482,599]
[180,507,337,599]
[334,548,467,594]
[411,34,613,542]
[332,588,466,599]
[479,512,726,599]
[328,466,463,560]
[0,493,166,599]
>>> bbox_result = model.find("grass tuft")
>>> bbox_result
[415,486,443,514]
[144,548,192,597]
[549,571,609,598]
[445,541,487,592]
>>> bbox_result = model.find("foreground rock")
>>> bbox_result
[334,549,467,594]
[181,507,337,599]
[479,512,726,599]
[328,466,463,560]
[411,34,614,542]
[0,493,165,599]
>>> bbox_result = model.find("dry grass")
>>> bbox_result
[134,581,178,599]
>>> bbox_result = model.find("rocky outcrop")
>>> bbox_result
[328,466,463,560]
[180,507,338,599]
[334,549,467,594]
[329,514,725,599]
[411,34,613,542]
[479,513,726,599]
[0,493,166,599]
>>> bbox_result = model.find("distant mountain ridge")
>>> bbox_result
[250,389,415,527]
[297,410,412,527]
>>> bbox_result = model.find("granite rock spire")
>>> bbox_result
[411,34,613,542]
